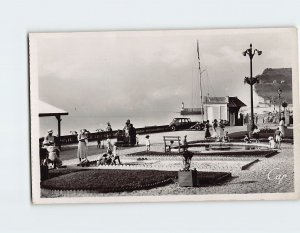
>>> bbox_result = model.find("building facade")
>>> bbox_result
[203,96,246,126]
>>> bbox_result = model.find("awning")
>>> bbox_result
[39,100,68,117]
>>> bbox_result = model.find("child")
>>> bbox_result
[136,134,139,146]
[112,143,121,165]
[106,136,113,152]
[182,135,188,151]
[268,136,276,149]
[145,135,150,151]
[168,140,174,152]
[274,127,282,149]
[252,126,260,143]
[243,134,251,143]
[222,131,230,143]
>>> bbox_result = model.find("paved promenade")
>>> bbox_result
[53,125,294,197]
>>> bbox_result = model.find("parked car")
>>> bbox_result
[169,118,204,131]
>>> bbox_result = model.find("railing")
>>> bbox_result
[39,125,171,146]
[180,108,204,114]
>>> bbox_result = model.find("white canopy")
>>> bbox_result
[39,100,68,117]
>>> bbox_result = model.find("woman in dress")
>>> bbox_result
[77,129,88,162]
[218,120,225,139]
[212,119,218,138]
[278,117,285,138]
[204,120,211,139]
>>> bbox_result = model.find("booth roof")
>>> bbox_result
[39,100,68,117]
[203,96,246,107]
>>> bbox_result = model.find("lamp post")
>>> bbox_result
[282,101,287,122]
[277,88,282,120]
[242,43,262,130]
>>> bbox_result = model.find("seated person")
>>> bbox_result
[46,145,62,168]
[78,158,90,167]
[268,136,276,149]
[167,140,174,152]
[97,152,110,166]
[222,131,230,142]
[97,150,114,166]
[39,147,48,166]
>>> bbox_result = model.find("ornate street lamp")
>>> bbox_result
[242,43,262,130]
[282,101,288,121]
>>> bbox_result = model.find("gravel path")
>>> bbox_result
[43,140,294,198]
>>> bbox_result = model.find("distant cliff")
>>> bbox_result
[254,68,292,104]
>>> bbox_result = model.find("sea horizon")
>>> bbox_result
[39,112,205,137]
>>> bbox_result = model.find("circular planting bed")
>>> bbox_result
[41,169,177,193]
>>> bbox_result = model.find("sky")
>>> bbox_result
[36,28,297,118]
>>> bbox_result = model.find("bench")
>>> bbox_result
[163,136,182,153]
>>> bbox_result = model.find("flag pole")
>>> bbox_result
[197,40,204,122]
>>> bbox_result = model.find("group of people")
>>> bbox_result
[76,128,123,165]
[97,142,121,166]
[268,117,286,149]
[123,119,138,146]
[76,119,143,165]
[204,119,229,142]
[41,129,62,168]
[41,113,287,170]
[242,117,286,149]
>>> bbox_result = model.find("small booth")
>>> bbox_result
[203,96,246,126]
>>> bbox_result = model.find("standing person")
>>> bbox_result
[252,125,260,143]
[145,135,151,151]
[106,122,112,132]
[123,119,131,144]
[274,127,282,149]
[255,114,259,125]
[218,120,225,139]
[222,131,230,142]
[182,135,188,151]
[112,143,121,165]
[129,124,136,146]
[106,136,113,152]
[77,129,88,162]
[245,113,249,124]
[204,120,211,139]
[96,129,103,149]
[279,117,285,138]
[43,129,56,147]
[212,119,218,138]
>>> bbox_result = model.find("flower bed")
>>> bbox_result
[228,128,293,140]
[41,169,177,193]
[127,150,277,157]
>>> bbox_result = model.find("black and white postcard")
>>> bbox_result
[29,28,299,204]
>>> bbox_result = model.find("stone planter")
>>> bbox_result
[178,169,197,187]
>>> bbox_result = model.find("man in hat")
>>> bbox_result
[43,129,56,146]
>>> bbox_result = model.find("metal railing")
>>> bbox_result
[39,125,171,146]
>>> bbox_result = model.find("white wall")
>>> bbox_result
[204,104,228,122]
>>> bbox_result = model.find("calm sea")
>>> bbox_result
[39,113,204,137]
